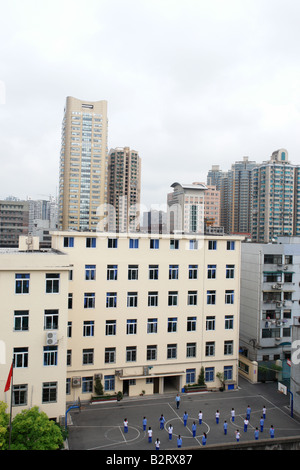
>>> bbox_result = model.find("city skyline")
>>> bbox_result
[1,1,300,210]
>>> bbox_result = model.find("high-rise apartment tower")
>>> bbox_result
[58,97,108,231]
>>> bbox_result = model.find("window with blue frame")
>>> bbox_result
[186,368,196,384]
[224,366,233,381]
[205,367,214,382]
[150,239,159,249]
[15,273,30,294]
[226,241,235,250]
[104,375,115,391]
[63,237,74,247]
[86,237,96,248]
[129,238,139,249]
[85,265,96,281]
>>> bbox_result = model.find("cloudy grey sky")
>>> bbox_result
[1,0,300,209]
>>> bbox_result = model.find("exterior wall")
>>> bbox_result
[240,238,300,362]
[0,248,70,421]
[51,231,242,401]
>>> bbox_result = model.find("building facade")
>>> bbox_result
[252,149,300,243]
[0,237,70,421]
[240,237,300,366]
[58,96,108,231]
[0,199,29,247]
[51,231,243,401]
[107,147,141,232]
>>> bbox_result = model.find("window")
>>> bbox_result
[129,238,139,249]
[189,239,198,250]
[186,343,196,358]
[64,237,74,247]
[207,290,216,305]
[169,265,179,280]
[43,346,58,366]
[226,265,235,279]
[127,319,137,335]
[149,265,159,280]
[168,291,178,306]
[205,342,215,356]
[105,320,116,335]
[44,309,59,330]
[148,291,158,307]
[168,317,177,332]
[13,384,27,406]
[227,241,235,250]
[45,273,60,293]
[105,348,116,363]
[67,322,72,338]
[82,377,93,393]
[224,340,234,355]
[106,292,117,308]
[224,366,233,381]
[225,290,234,304]
[85,265,96,281]
[147,345,157,361]
[86,237,96,248]
[205,367,214,382]
[42,382,57,403]
[147,318,158,334]
[206,316,215,330]
[108,238,118,248]
[83,321,94,336]
[225,315,234,329]
[150,239,159,249]
[14,310,29,331]
[83,348,94,365]
[186,368,196,384]
[127,292,138,307]
[170,239,179,249]
[188,265,198,280]
[68,293,73,309]
[104,375,115,392]
[208,240,217,250]
[187,291,197,305]
[84,292,95,308]
[128,265,138,280]
[167,344,177,359]
[14,347,28,368]
[126,346,137,362]
[207,265,216,279]
[187,316,197,332]
[15,274,30,294]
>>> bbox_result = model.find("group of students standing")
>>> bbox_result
[122,401,275,450]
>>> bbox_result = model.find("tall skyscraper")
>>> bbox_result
[107,147,141,232]
[252,149,300,242]
[58,97,108,231]
[220,157,257,235]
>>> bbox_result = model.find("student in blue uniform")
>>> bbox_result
[215,410,220,424]
[142,417,147,431]
[168,424,173,440]
[270,425,275,438]
[159,414,165,430]
[246,405,251,420]
[260,416,264,432]
[175,394,181,409]
[177,435,182,448]
[183,411,188,426]
[254,427,259,440]
[155,438,160,450]
[148,427,153,443]
[263,406,266,420]
[202,432,207,446]
[124,418,128,433]
[192,421,197,437]
[223,420,228,435]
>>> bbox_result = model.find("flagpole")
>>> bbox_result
[8,360,13,450]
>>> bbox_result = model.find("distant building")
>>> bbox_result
[107,147,141,232]
[58,96,108,231]
[0,199,29,247]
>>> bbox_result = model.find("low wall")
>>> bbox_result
[181,435,300,451]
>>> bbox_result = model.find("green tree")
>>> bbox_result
[9,407,64,450]
[0,401,9,450]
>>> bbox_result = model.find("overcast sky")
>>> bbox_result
[1,0,300,210]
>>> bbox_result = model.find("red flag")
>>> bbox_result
[4,363,13,392]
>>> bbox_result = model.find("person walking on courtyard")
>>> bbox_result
[124,418,128,433]
[254,427,259,440]
[159,414,165,430]
[263,406,266,420]
[244,417,249,432]
[177,435,182,448]
[215,410,220,424]
[223,420,228,435]
[246,405,251,420]
[142,416,147,432]
[148,427,153,443]
[260,416,264,432]
[168,424,173,440]
[235,430,240,442]
[231,408,235,422]
[270,425,275,438]
[183,411,188,426]
[192,421,197,437]
[175,393,181,409]
[198,411,203,425]
[155,438,160,450]
[202,432,207,446]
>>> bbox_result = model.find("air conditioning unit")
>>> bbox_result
[72,377,81,387]
[94,373,102,380]
[115,369,123,377]
[46,331,57,345]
